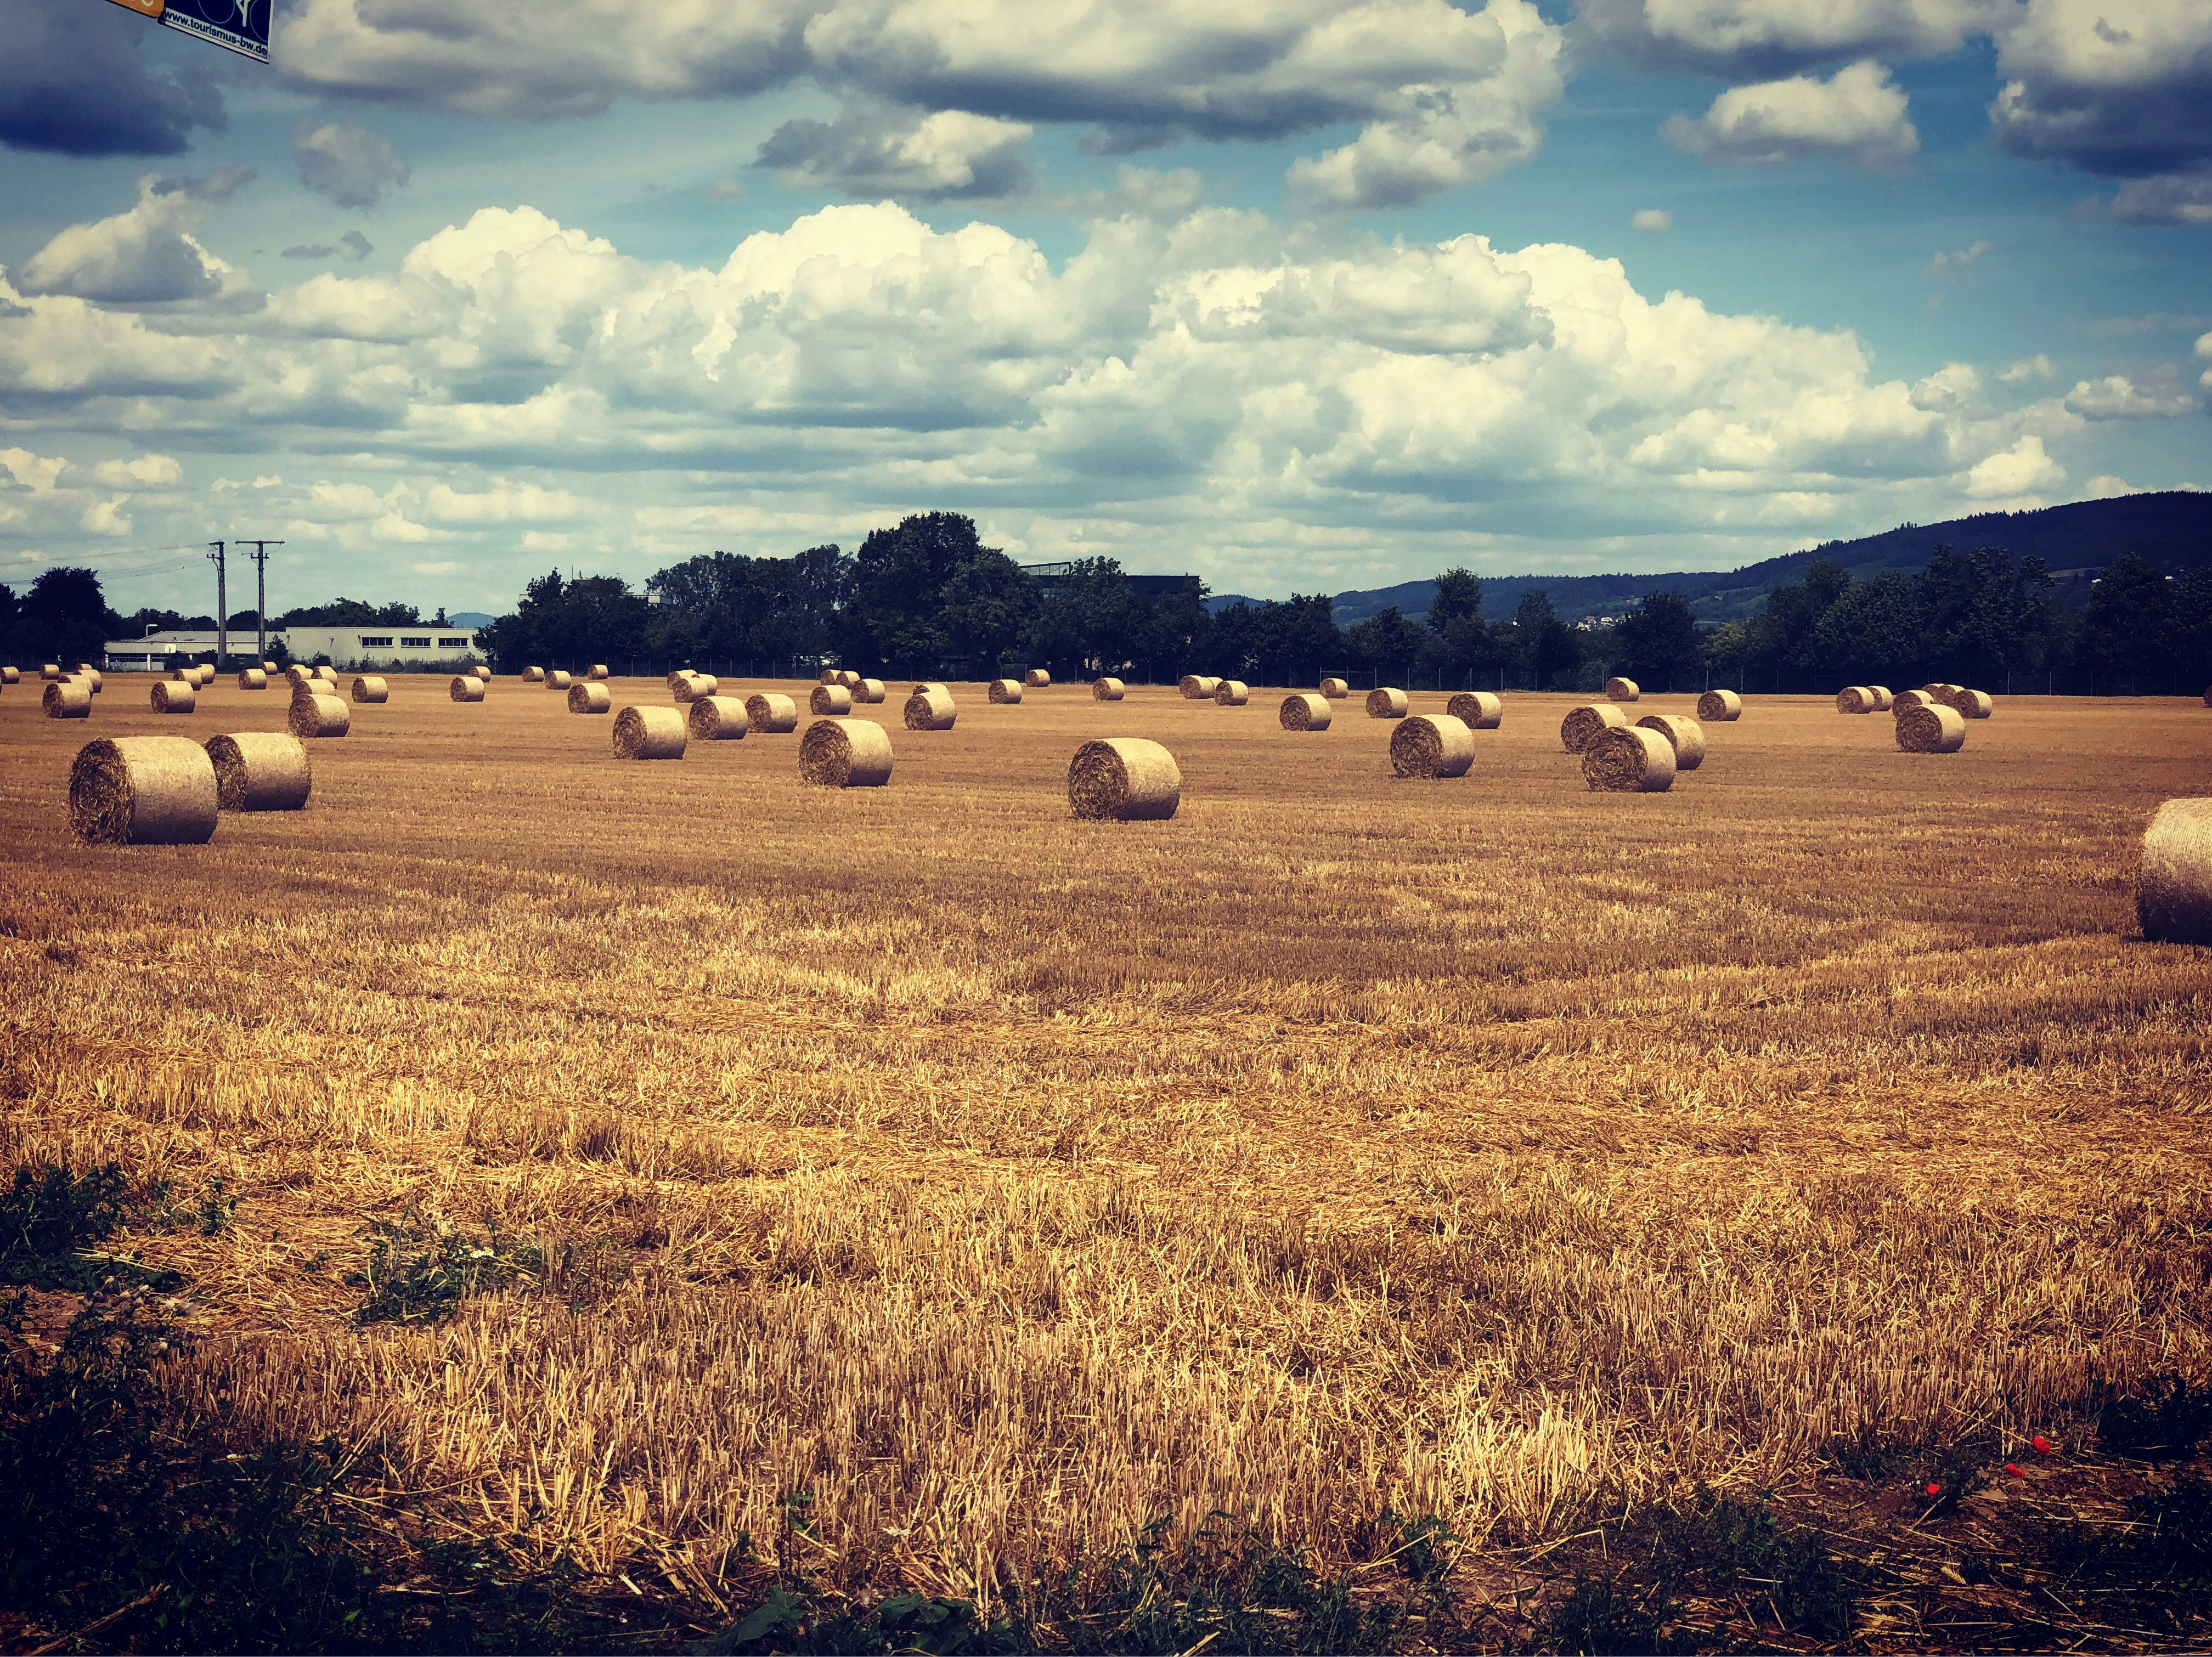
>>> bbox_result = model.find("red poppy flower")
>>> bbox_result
[1926,1482,1942,1496]
[2032,1435,2052,1455]
[2006,1463,2025,1478]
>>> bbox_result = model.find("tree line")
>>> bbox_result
[8,511,2209,694]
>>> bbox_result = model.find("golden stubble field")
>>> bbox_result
[3,672,2211,1620]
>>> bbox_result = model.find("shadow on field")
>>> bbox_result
[7,1157,2212,1654]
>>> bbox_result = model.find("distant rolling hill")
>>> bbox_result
[1205,491,2212,626]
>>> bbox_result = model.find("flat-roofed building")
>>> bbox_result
[101,626,482,670]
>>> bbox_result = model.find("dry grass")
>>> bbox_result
[4,678,2212,1637]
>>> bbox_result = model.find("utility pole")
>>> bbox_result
[240,541,282,664]
[207,542,227,669]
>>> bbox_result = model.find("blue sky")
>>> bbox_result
[2,0,2207,617]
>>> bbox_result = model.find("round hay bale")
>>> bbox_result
[1637,712,1706,771]
[78,666,103,692]
[1559,702,1628,753]
[1366,687,1408,719]
[1024,669,1051,688]
[1583,725,1676,792]
[853,677,886,704]
[1895,703,1966,753]
[1893,688,1934,711]
[673,669,703,694]
[289,693,350,738]
[260,660,277,674]
[799,717,893,788]
[197,665,216,687]
[450,675,484,703]
[568,681,612,715]
[810,683,853,716]
[150,679,196,714]
[68,736,217,845]
[168,666,194,682]
[42,664,61,681]
[904,687,957,730]
[831,669,857,689]
[988,677,1023,704]
[1068,738,1180,821]
[672,672,718,703]
[43,681,91,719]
[588,664,608,681]
[1319,677,1350,699]
[523,666,545,683]
[1390,714,1475,778]
[284,665,311,687]
[688,695,749,740]
[237,668,267,691]
[471,665,490,683]
[746,692,798,734]
[1447,691,1503,729]
[1092,677,1125,700]
[613,705,687,760]
[1215,679,1250,706]
[2139,799,2212,945]
[1,667,16,685]
[546,670,572,691]
[1178,675,1221,699]
[351,676,388,704]
[912,682,949,698]
[1864,686,1894,711]
[1279,692,1332,731]
[819,668,840,685]
[205,732,311,812]
[1606,677,1640,703]
[1959,688,1993,719]
[314,666,337,685]
[1836,686,1875,714]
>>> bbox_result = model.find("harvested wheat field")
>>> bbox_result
[5,675,2212,1650]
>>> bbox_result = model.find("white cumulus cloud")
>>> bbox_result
[2063,373,2202,417]
[1664,60,1919,167]
[1966,433,2065,499]
[294,121,412,211]
[13,166,258,307]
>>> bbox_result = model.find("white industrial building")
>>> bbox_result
[101,625,483,670]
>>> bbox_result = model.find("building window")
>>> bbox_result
[359,636,394,647]
[438,637,471,648]
[402,636,431,648]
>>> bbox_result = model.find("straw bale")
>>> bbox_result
[1959,688,1993,719]
[1366,686,1408,719]
[1178,675,1221,699]
[44,681,91,719]
[196,665,216,687]
[2138,799,2212,946]
[1092,677,1125,700]
[1025,669,1052,688]
[205,732,311,812]
[1836,686,1876,714]
[799,717,894,788]
[1279,692,1332,731]
[837,669,862,689]
[42,665,61,681]
[613,705,687,760]
[448,675,484,702]
[150,679,196,714]
[1583,725,1676,792]
[523,666,545,682]
[288,693,350,738]
[546,670,572,690]
[69,736,218,845]
[260,660,276,674]
[1068,738,1180,821]
[1606,676,1640,702]
[352,676,388,704]
[672,669,701,693]
[471,665,490,682]
[74,665,102,692]
[1895,703,1966,753]
[1447,691,1503,729]
[904,686,956,730]
[746,692,798,734]
[314,666,338,685]
[1390,714,1475,779]
[853,677,886,704]
[236,668,267,690]
[1215,678,1250,706]
[810,683,854,715]
[1864,686,1894,711]
[988,677,1023,703]
[568,681,612,714]
[1637,712,1706,770]
[819,668,840,685]
[284,665,311,687]
[688,695,749,740]
[672,672,719,703]
[1,667,16,685]
[1319,677,1349,699]
[1560,701,1629,753]
[913,682,949,698]
[169,666,193,682]
[1893,688,1934,711]
[588,664,608,680]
